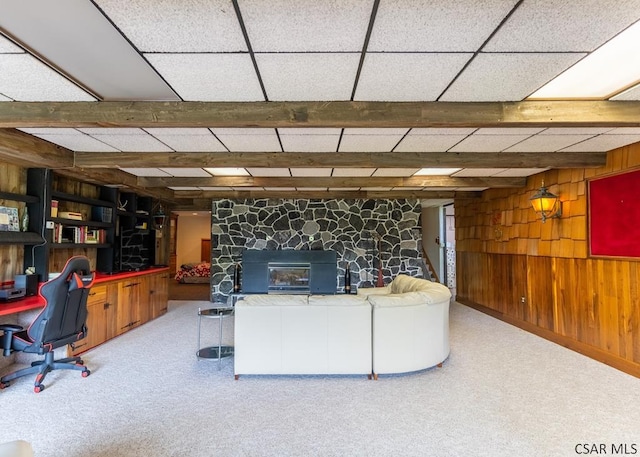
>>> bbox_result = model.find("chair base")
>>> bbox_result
[0,351,90,393]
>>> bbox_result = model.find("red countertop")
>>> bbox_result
[0,267,168,317]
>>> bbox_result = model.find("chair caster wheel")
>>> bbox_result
[82,369,90,378]
[0,381,9,389]
[34,384,44,393]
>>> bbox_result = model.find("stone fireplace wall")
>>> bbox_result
[210,198,424,301]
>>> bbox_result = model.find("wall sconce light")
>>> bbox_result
[530,182,562,223]
[153,204,166,229]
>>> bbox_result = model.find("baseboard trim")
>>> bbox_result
[456,297,640,379]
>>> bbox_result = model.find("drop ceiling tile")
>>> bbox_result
[372,168,420,177]
[296,188,329,191]
[561,135,640,152]
[368,0,516,52]
[0,94,12,101]
[79,128,143,135]
[475,128,544,135]
[27,133,119,152]
[339,129,408,152]
[290,168,333,177]
[146,54,264,101]
[168,187,201,191]
[504,135,596,152]
[332,168,376,177]
[279,132,341,152]
[355,53,472,101]
[120,168,170,177]
[240,0,371,52]
[606,127,640,134]
[230,187,265,191]
[485,0,640,52]
[454,187,489,191]
[449,134,531,152]
[213,130,281,152]
[198,187,234,191]
[0,35,23,53]
[344,128,408,135]
[395,134,470,152]
[452,168,506,177]
[82,130,173,152]
[204,167,250,176]
[361,187,393,191]
[0,54,95,101]
[392,187,424,191]
[264,187,296,191]
[144,129,227,152]
[247,168,291,177]
[410,128,477,135]
[440,53,585,101]
[612,84,640,100]
[493,168,548,177]
[159,168,212,177]
[94,0,247,52]
[329,188,360,191]
[255,53,360,101]
[540,128,613,135]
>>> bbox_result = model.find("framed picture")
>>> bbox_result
[0,206,19,231]
[588,168,640,259]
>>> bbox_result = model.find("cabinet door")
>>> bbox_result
[69,285,108,356]
[116,278,143,334]
[149,272,169,319]
[136,276,151,326]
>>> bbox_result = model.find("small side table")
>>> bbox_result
[196,306,234,366]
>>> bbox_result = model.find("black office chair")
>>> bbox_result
[0,255,94,393]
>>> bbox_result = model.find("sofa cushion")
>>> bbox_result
[356,286,390,297]
[367,291,428,308]
[239,294,308,306]
[308,294,368,306]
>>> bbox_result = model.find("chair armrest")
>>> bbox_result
[0,324,23,357]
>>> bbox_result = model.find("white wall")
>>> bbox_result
[176,215,211,266]
[421,206,444,283]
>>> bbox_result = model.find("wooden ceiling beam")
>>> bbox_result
[1,101,640,128]
[73,150,606,169]
[138,176,525,188]
[171,190,476,201]
[0,128,74,168]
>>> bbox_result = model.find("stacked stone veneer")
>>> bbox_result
[210,198,424,301]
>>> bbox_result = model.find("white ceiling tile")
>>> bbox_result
[255,53,359,101]
[296,188,328,191]
[328,188,360,191]
[395,134,469,152]
[290,168,333,177]
[278,128,342,135]
[247,168,291,177]
[79,128,143,135]
[0,35,23,53]
[0,93,11,101]
[540,128,613,135]
[120,168,171,177]
[361,187,393,191]
[493,168,548,177]
[355,53,471,101]
[339,135,404,152]
[84,130,173,152]
[343,128,408,135]
[146,54,264,101]
[264,187,296,191]
[231,187,265,191]
[28,134,120,152]
[452,168,507,177]
[168,187,200,191]
[240,0,371,52]
[504,135,596,152]
[198,187,234,191]
[368,0,516,52]
[159,168,212,177]
[332,168,375,177]
[454,187,489,191]
[606,127,640,134]
[440,53,585,101]
[561,135,640,152]
[475,128,544,135]
[485,0,640,52]
[204,167,250,176]
[0,54,95,101]
[612,83,640,100]
[214,131,281,152]
[410,128,477,135]
[212,128,276,136]
[372,168,420,177]
[449,135,532,152]
[145,129,226,152]
[94,0,247,52]
[392,187,424,191]
[279,133,340,152]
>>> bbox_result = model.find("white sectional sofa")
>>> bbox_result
[233,275,451,379]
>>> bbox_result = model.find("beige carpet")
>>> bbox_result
[1,300,638,456]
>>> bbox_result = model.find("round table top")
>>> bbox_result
[198,307,234,317]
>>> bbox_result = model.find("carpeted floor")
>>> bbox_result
[0,300,638,457]
[168,281,211,301]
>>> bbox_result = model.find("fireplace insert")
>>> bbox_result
[268,263,310,294]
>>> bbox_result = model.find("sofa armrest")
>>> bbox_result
[356,286,390,297]
[367,291,428,308]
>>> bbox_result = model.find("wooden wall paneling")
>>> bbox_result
[526,256,555,331]
[596,259,620,356]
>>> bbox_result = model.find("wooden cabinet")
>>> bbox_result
[149,271,169,319]
[116,277,146,334]
[69,283,118,357]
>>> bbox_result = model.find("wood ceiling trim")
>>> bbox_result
[0,128,74,168]
[139,176,524,188]
[1,101,640,128]
[74,151,606,169]
[172,190,473,200]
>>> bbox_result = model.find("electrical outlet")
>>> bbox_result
[46,220,54,229]
[521,296,526,304]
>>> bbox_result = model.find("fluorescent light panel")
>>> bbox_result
[529,20,640,99]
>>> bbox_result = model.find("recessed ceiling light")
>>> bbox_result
[529,21,640,99]
[414,168,461,176]
[204,167,249,176]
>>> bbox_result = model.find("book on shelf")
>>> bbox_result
[53,224,106,244]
